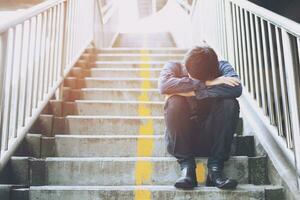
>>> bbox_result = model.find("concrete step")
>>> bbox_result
[70,67,161,78]
[23,185,283,200]
[64,77,159,89]
[92,61,164,69]
[62,100,164,116]
[94,54,183,61]
[53,116,165,135]
[67,88,163,101]
[113,32,176,48]
[40,135,254,158]
[89,48,187,54]
[53,115,243,136]
[75,61,166,69]
[38,157,249,185]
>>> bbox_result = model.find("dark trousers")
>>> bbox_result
[163,95,240,169]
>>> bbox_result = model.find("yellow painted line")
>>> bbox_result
[196,163,206,183]
[135,49,154,200]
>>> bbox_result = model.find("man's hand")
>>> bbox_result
[205,76,240,87]
[165,91,196,100]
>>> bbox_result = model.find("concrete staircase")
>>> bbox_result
[1,33,283,200]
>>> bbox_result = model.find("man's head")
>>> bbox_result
[184,46,219,81]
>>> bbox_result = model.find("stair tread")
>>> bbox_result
[77,88,159,91]
[28,184,282,191]
[94,61,167,64]
[65,115,164,119]
[82,77,159,80]
[73,100,164,104]
[53,134,165,139]
[88,68,162,71]
[96,47,188,51]
[96,53,185,56]
[44,156,248,161]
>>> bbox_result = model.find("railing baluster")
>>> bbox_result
[44,8,52,96]
[255,16,267,114]
[10,25,23,139]
[240,8,249,92]
[268,22,283,134]
[18,20,30,128]
[53,5,60,85]
[249,13,261,106]
[33,14,42,110]
[244,10,254,98]
[50,6,58,89]
[275,27,291,138]
[39,12,48,102]
[57,2,65,81]
[0,31,9,154]
[261,18,275,124]
[235,6,244,85]
[2,28,15,150]
[0,30,9,153]
[68,0,75,67]
[230,3,238,71]
[26,17,37,119]
[281,29,300,186]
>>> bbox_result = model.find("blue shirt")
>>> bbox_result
[158,60,242,100]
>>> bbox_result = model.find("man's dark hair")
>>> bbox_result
[184,46,219,81]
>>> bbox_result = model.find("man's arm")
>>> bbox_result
[194,61,242,100]
[158,62,202,95]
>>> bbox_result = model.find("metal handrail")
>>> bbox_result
[175,0,191,14]
[190,0,300,190]
[0,0,97,170]
[230,0,300,37]
[0,0,65,33]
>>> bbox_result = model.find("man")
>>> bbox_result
[158,46,242,190]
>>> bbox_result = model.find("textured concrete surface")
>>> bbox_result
[5,36,286,199]
[249,157,268,185]
[64,77,159,89]
[92,61,166,68]
[62,101,164,116]
[96,54,184,61]
[44,157,248,185]
[54,115,165,135]
[27,185,283,200]
[95,48,188,54]
[0,185,10,200]
[40,135,254,158]
[68,88,163,101]
[70,67,161,79]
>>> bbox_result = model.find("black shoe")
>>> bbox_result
[206,166,238,190]
[174,166,198,189]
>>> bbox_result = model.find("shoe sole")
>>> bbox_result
[174,181,198,190]
[217,181,238,190]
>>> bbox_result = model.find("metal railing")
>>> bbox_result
[0,0,97,170]
[191,0,300,188]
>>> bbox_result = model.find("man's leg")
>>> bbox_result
[204,98,240,189]
[164,95,198,189]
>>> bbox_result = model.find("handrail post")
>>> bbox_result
[56,0,68,100]
[224,0,234,63]
[0,33,8,156]
[93,0,105,48]
[282,29,300,189]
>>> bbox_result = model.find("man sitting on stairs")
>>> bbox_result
[158,46,242,190]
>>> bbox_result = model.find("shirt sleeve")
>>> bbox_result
[195,61,243,100]
[158,62,205,94]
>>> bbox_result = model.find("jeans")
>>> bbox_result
[163,95,240,169]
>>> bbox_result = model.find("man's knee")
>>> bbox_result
[221,99,240,115]
[165,95,189,112]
